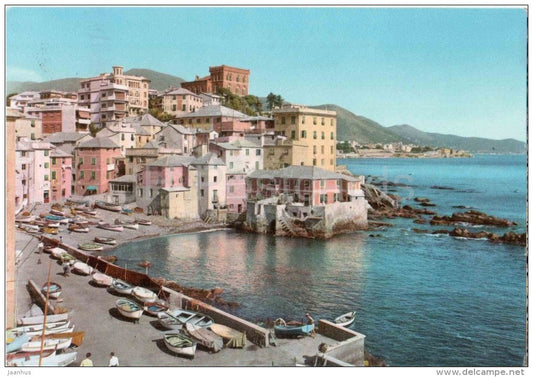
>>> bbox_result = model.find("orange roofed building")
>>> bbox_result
[181,65,250,96]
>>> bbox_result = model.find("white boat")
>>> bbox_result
[8,350,77,366]
[41,282,62,299]
[132,286,158,303]
[334,311,356,327]
[17,312,70,326]
[111,279,134,295]
[72,261,93,275]
[116,298,144,320]
[50,247,68,259]
[185,323,223,353]
[164,332,197,358]
[91,272,113,287]
[97,222,124,232]
[157,309,214,330]
[21,337,72,352]
[9,320,73,337]
[115,218,139,230]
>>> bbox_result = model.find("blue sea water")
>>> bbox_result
[106,155,527,367]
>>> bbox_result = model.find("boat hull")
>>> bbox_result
[164,333,197,358]
[111,279,133,295]
[334,311,356,327]
[132,287,158,303]
[17,313,70,326]
[274,323,315,337]
[91,273,113,287]
[185,323,223,353]
[116,299,144,320]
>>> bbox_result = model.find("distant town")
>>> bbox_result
[8,64,371,237]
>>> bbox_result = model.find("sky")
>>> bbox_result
[5,6,528,141]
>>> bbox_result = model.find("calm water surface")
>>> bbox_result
[107,155,527,367]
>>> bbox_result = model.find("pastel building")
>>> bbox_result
[270,105,337,172]
[44,132,93,156]
[12,115,42,141]
[153,87,203,116]
[176,105,249,136]
[194,153,227,217]
[78,66,150,128]
[15,140,53,207]
[8,91,40,111]
[73,137,122,195]
[96,122,136,153]
[181,65,250,96]
[50,148,73,202]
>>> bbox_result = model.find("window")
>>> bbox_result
[149,189,153,198]
[281,116,286,125]
[91,158,96,165]
[121,134,125,141]
[291,130,296,139]
[201,189,204,197]
[106,171,110,179]
[313,131,317,140]
[214,176,217,183]
[246,149,250,156]
[80,171,84,179]
[331,119,334,126]
[21,164,26,170]
[182,104,186,111]
[321,118,325,125]
[91,172,96,180]
[51,171,56,180]
[229,162,234,169]
[31,133,35,140]
[138,188,143,197]
[330,132,334,140]
[321,132,325,140]
[173,104,177,111]
[229,186,234,193]
[44,175,49,181]
[106,158,110,164]
[131,134,134,141]
[302,116,306,124]
[313,146,317,154]
[256,149,261,156]
[313,117,317,125]
[291,116,296,125]
[44,162,49,168]
[301,130,307,138]
[51,158,56,165]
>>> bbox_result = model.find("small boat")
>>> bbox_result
[210,323,247,348]
[115,218,139,230]
[50,247,68,259]
[95,200,122,212]
[97,222,124,232]
[94,236,117,245]
[66,198,90,206]
[8,320,72,337]
[6,348,56,365]
[20,337,72,352]
[43,221,60,228]
[121,208,133,215]
[50,209,66,216]
[71,218,89,226]
[45,214,67,221]
[15,215,36,223]
[137,219,152,226]
[138,260,151,268]
[111,279,134,295]
[17,312,70,326]
[68,224,90,233]
[41,282,62,299]
[91,272,113,287]
[78,243,104,252]
[157,309,214,330]
[132,286,158,303]
[334,311,356,328]
[42,227,58,235]
[115,298,144,320]
[6,333,30,353]
[71,261,93,275]
[143,299,169,316]
[21,224,40,231]
[163,332,197,358]
[60,253,76,264]
[79,208,97,216]
[185,323,223,353]
[8,350,78,366]
[98,255,118,264]
[274,318,315,338]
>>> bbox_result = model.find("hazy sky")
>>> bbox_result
[5,6,527,141]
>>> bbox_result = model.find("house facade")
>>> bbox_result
[15,140,53,207]
[181,65,250,96]
[153,87,203,116]
[50,148,73,202]
[74,137,122,195]
[193,153,227,218]
[176,105,248,135]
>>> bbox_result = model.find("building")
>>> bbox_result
[8,91,40,110]
[43,132,93,156]
[244,166,367,238]
[107,175,137,205]
[12,115,42,142]
[193,153,227,218]
[73,137,122,196]
[96,122,136,153]
[270,105,337,172]
[49,148,73,202]
[152,87,203,116]
[15,140,53,206]
[176,104,248,135]
[181,65,250,96]
[78,66,150,128]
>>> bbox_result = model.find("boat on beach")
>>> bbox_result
[68,223,90,233]
[132,286,158,303]
[20,337,72,352]
[94,236,117,245]
[78,243,104,252]
[8,320,72,337]
[50,247,68,259]
[111,279,134,295]
[143,299,169,316]
[45,214,68,222]
[157,309,214,330]
[210,323,247,348]
[91,272,113,287]
[273,318,315,338]
[184,322,223,353]
[17,312,70,326]
[50,209,66,216]
[8,350,78,366]
[115,218,139,230]
[71,261,93,275]
[137,219,152,226]
[115,298,144,320]
[41,282,62,299]
[163,332,197,358]
[6,333,30,353]
[95,200,122,212]
[97,222,124,232]
[42,227,58,235]
[334,311,356,327]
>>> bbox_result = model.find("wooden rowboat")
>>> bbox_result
[185,323,223,353]
[143,299,169,316]
[163,332,197,358]
[334,311,356,328]
[94,236,117,245]
[17,312,70,326]
[273,318,315,338]
[50,247,68,259]
[111,279,134,295]
[97,222,124,232]
[8,320,72,337]
[8,350,78,367]
[71,261,93,275]
[95,200,122,212]
[78,243,104,252]
[210,323,247,348]
[68,224,90,233]
[115,218,139,230]
[20,337,72,352]
[91,272,113,287]
[137,219,151,226]
[132,286,158,303]
[116,298,144,320]
[41,281,62,299]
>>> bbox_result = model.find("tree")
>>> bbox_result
[6,92,18,107]
[149,108,174,122]
[89,123,100,137]
[266,92,284,110]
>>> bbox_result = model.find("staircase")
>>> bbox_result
[278,216,296,237]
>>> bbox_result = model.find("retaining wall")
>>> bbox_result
[317,319,366,366]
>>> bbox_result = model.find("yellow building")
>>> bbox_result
[263,139,309,170]
[270,105,337,171]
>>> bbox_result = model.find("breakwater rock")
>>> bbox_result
[430,210,517,227]
[362,183,399,210]
[449,228,526,247]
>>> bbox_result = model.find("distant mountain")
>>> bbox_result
[388,124,526,154]
[6,69,186,95]
[311,104,410,144]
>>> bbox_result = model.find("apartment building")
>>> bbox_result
[176,104,248,135]
[49,148,73,202]
[15,140,53,206]
[153,87,203,116]
[181,65,250,96]
[78,66,150,128]
[269,105,337,172]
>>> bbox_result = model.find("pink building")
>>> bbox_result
[15,140,53,207]
[50,149,73,202]
[246,166,363,207]
[74,137,122,196]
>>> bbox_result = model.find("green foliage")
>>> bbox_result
[336,141,355,153]
[6,92,18,106]
[410,146,434,153]
[89,123,100,137]
[266,92,284,110]
[149,108,174,122]
[216,87,259,116]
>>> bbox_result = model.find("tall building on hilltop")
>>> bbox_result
[181,65,250,96]
[78,66,150,128]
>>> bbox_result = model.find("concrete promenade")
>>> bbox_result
[14,230,333,367]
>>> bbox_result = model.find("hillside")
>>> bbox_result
[7,68,185,94]
[311,104,409,144]
[388,124,526,154]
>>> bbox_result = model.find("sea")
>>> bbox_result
[105,154,527,367]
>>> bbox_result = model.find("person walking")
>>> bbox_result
[108,352,119,367]
[37,238,44,254]
[80,352,93,366]
[62,260,70,277]
[305,313,316,338]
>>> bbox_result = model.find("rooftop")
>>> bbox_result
[109,174,137,183]
[147,155,196,168]
[177,105,247,119]
[248,166,360,182]
[78,137,120,149]
[44,132,90,144]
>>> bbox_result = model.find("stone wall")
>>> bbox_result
[317,319,366,366]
